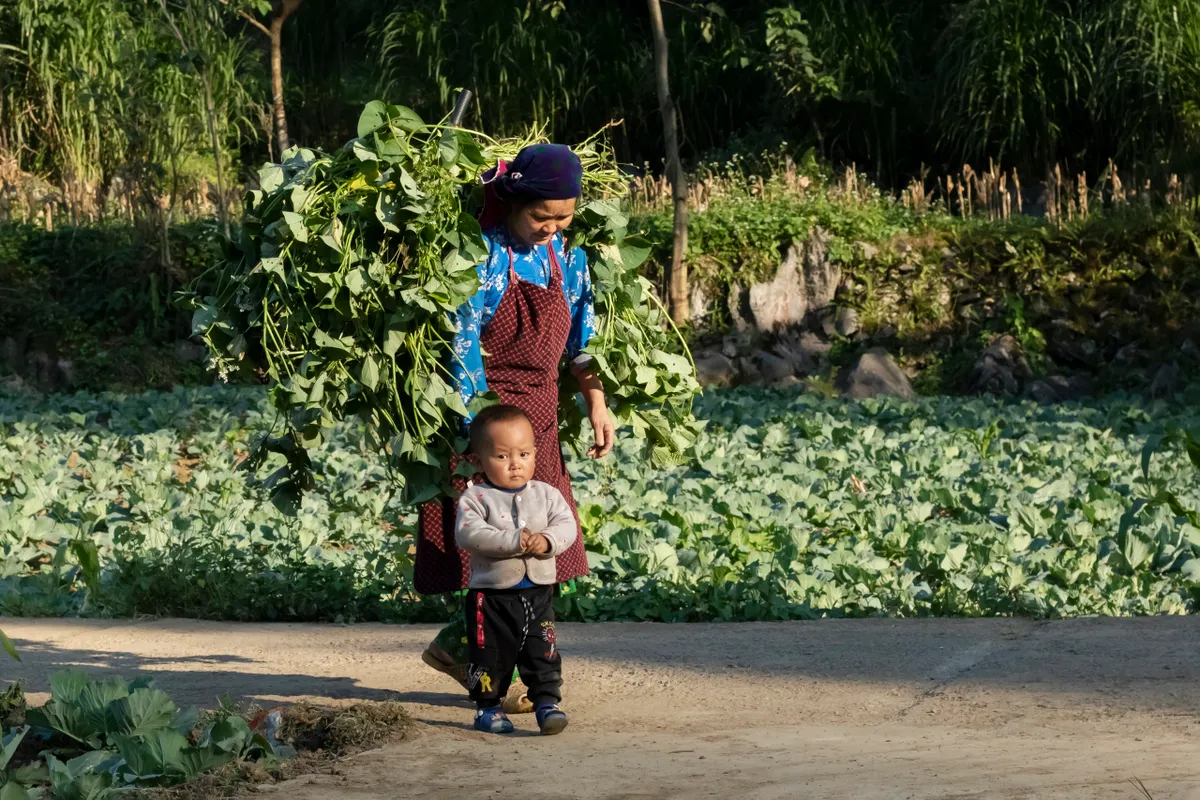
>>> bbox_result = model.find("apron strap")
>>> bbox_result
[507,237,563,285]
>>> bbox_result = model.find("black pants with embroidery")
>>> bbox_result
[465,585,562,709]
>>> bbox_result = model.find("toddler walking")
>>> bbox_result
[455,404,576,735]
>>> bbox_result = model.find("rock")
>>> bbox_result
[747,227,840,332]
[28,351,57,390]
[748,349,796,384]
[1026,380,1060,404]
[857,241,879,261]
[835,307,860,338]
[1046,322,1102,367]
[55,359,75,387]
[1,374,32,394]
[797,331,831,360]
[726,283,752,332]
[2,335,26,372]
[966,335,1033,396]
[174,339,208,364]
[772,331,828,373]
[819,307,839,338]
[693,351,738,388]
[1067,374,1094,398]
[1149,362,1180,399]
[835,348,916,400]
[1114,343,1141,365]
[720,335,742,360]
[1181,340,1200,362]
[874,325,898,341]
[1045,374,1093,402]
[769,375,804,390]
[770,339,817,377]
[689,282,712,328]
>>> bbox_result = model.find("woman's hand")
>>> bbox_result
[588,407,615,459]
[575,364,615,459]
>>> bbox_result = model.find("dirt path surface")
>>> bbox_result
[5,617,1200,799]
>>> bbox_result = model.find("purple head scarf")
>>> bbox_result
[483,143,583,202]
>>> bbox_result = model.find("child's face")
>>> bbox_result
[474,418,536,490]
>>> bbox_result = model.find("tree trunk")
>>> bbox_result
[647,0,689,326]
[270,17,288,154]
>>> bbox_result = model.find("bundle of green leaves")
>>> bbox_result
[184,101,701,509]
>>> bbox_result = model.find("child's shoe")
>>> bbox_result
[535,704,568,735]
[474,707,515,734]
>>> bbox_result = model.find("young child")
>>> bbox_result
[455,404,577,735]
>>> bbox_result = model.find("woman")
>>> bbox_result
[415,144,614,713]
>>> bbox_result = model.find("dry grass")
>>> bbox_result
[277,701,414,756]
[136,701,415,800]
[632,149,1196,227]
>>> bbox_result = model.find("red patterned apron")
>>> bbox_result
[414,240,590,595]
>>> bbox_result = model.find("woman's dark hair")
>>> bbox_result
[469,404,534,453]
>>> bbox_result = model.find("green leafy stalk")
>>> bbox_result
[184,100,700,507]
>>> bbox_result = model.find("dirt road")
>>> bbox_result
[5,617,1200,799]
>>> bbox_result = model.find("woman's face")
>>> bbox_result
[508,198,577,247]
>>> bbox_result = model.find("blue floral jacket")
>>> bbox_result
[450,226,596,422]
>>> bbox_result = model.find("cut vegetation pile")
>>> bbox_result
[0,671,412,799]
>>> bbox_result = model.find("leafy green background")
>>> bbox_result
[4,384,1200,623]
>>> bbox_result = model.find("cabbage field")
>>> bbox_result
[3,385,1200,623]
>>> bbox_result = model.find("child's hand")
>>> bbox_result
[522,532,551,555]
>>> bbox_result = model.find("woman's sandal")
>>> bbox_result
[421,641,469,689]
[501,687,534,715]
[421,641,534,714]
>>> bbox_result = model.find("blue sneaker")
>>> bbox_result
[535,704,568,735]
[474,707,514,734]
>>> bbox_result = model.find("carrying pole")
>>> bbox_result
[449,89,474,127]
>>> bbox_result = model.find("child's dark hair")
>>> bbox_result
[469,404,533,453]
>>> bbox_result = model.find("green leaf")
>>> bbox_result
[270,481,303,517]
[376,191,400,232]
[178,745,234,778]
[617,235,652,271]
[313,330,354,357]
[1141,433,1165,480]
[0,628,19,662]
[282,211,309,243]
[0,783,35,800]
[382,328,406,357]
[396,166,424,198]
[1186,430,1200,472]
[345,268,369,295]
[940,543,968,571]
[357,100,389,138]
[258,163,285,193]
[108,688,178,737]
[361,354,381,391]
[259,257,285,277]
[0,726,27,770]
[202,715,253,755]
[70,538,101,590]
[388,104,426,133]
[50,670,91,704]
[438,129,460,165]
[115,728,189,779]
[172,706,199,736]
